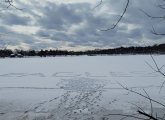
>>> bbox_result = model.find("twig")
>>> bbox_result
[157,4,165,9]
[101,0,130,31]
[93,0,103,9]
[145,61,157,72]
[127,102,145,113]
[3,0,22,10]
[157,1,165,9]
[137,110,157,120]
[142,89,153,116]
[119,113,144,120]
[104,113,148,120]
[151,26,165,36]
[150,55,159,71]
[160,64,165,71]
[145,55,165,93]
[139,9,165,19]
[117,82,165,108]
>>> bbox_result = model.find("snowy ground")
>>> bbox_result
[0,55,165,120]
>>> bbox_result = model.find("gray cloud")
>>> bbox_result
[0,0,164,50]
[37,2,86,30]
[1,12,30,25]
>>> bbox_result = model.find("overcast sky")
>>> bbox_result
[0,0,164,51]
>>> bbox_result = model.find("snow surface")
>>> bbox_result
[0,55,165,120]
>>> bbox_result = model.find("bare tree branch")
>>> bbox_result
[157,4,165,9]
[151,26,165,36]
[117,82,165,108]
[137,110,157,120]
[142,89,153,116]
[112,82,165,120]
[139,0,165,36]
[127,102,146,113]
[159,64,165,71]
[101,0,130,31]
[157,0,165,9]
[1,0,22,10]
[145,61,157,72]
[104,113,148,120]
[93,0,103,9]
[145,55,165,93]
[150,55,160,71]
[139,9,165,19]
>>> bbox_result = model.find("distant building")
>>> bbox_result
[10,53,24,58]
[10,54,16,58]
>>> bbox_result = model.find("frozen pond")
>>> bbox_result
[0,55,165,120]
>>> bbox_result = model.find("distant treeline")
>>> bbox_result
[0,43,165,58]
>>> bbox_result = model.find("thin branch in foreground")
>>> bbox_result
[137,110,157,120]
[117,82,165,108]
[93,0,103,9]
[139,7,165,36]
[100,0,130,31]
[3,0,22,10]
[116,83,165,120]
[145,55,165,93]
[159,64,165,71]
[119,114,141,120]
[151,26,165,36]
[157,4,165,9]
[139,9,165,19]
[127,102,145,113]
[159,80,165,93]
[142,89,153,116]
[145,61,157,72]
[104,113,147,120]
[150,55,159,71]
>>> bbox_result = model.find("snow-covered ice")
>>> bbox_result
[0,55,165,120]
